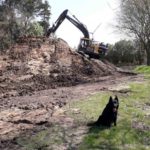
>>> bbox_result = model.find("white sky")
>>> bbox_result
[48,0,122,48]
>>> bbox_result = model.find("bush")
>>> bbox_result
[27,22,44,36]
[106,40,142,65]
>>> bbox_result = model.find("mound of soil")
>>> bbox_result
[0,37,117,98]
[0,36,139,150]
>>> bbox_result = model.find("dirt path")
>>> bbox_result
[0,73,143,112]
[0,73,144,149]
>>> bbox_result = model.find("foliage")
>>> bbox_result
[27,22,44,36]
[0,0,51,52]
[15,0,51,35]
[38,0,51,34]
[117,0,150,65]
[134,65,150,74]
[0,35,12,53]
[106,40,140,65]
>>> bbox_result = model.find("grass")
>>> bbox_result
[134,65,150,80]
[66,86,150,150]
[16,125,65,150]
[134,65,150,74]
[16,65,150,150]
[65,66,150,150]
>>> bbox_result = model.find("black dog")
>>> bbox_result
[95,96,119,127]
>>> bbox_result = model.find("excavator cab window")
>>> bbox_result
[80,39,88,48]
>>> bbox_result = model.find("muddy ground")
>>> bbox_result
[0,73,143,150]
[0,37,119,98]
[0,37,140,149]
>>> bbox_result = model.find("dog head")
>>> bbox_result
[109,96,119,112]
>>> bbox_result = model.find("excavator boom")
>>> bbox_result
[47,9,68,36]
[47,9,89,39]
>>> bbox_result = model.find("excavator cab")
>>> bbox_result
[78,38,108,59]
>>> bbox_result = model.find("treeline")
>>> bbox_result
[117,0,150,65]
[108,0,150,66]
[0,0,51,51]
[106,40,145,66]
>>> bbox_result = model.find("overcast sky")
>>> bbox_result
[48,0,122,47]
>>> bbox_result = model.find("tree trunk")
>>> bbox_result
[146,41,150,66]
[146,51,150,65]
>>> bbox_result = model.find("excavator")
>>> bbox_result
[46,9,108,59]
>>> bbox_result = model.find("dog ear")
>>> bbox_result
[115,95,119,101]
[109,96,113,103]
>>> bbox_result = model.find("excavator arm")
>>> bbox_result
[65,15,89,39]
[46,9,68,37]
[46,9,89,39]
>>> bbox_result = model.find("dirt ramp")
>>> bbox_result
[0,37,117,98]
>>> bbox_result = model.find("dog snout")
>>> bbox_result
[113,108,117,112]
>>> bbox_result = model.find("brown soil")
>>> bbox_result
[0,37,139,149]
[0,37,119,98]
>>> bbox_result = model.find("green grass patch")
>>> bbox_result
[134,65,150,74]
[134,65,150,79]
[16,125,67,150]
[65,81,150,150]
[65,92,111,125]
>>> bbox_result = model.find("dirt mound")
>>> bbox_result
[0,37,138,150]
[0,37,117,98]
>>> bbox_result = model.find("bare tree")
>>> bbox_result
[117,0,150,65]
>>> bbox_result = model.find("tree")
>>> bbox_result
[0,0,51,51]
[0,0,18,51]
[27,22,44,36]
[15,0,44,35]
[117,0,150,65]
[106,40,138,65]
[38,0,51,34]
[1,0,51,36]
